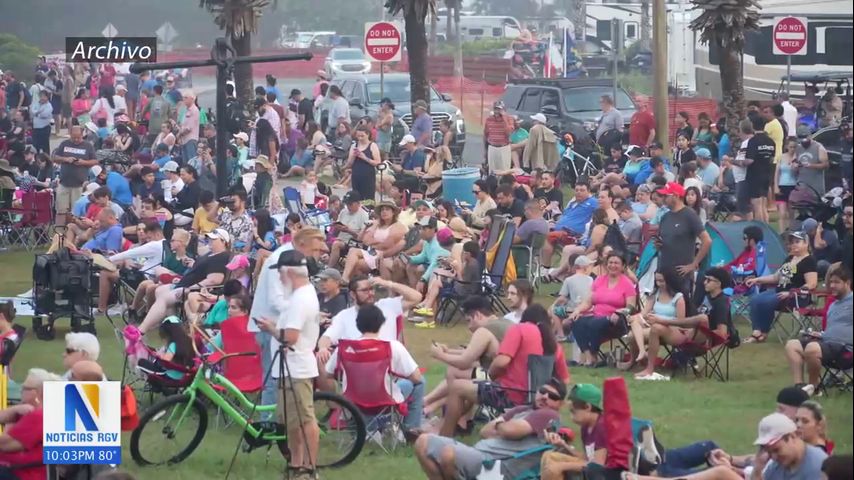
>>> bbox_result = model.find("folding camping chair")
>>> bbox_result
[207,315,263,427]
[0,190,53,251]
[511,232,546,291]
[771,289,820,343]
[662,325,732,382]
[473,354,555,424]
[818,343,854,396]
[282,186,332,232]
[335,338,407,453]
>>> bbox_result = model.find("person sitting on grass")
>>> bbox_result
[415,378,566,480]
[413,240,482,319]
[784,266,852,395]
[424,296,512,423]
[325,304,425,433]
[796,401,833,453]
[438,304,569,437]
[622,268,689,369]
[540,383,608,479]
[633,267,731,380]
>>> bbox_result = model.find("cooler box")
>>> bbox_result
[442,167,479,206]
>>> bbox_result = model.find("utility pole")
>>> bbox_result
[652,0,669,155]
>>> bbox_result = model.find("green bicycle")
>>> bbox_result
[129,352,367,468]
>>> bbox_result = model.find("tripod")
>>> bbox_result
[225,342,317,480]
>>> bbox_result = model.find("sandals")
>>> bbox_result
[744,333,768,344]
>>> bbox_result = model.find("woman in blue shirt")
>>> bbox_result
[775,138,799,232]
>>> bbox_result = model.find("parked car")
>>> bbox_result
[501,77,636,136]
[334,73,467,157]
[324,48,371,78]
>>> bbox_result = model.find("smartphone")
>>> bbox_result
[252,317,261,325]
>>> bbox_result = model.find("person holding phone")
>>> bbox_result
[328,191,370,267]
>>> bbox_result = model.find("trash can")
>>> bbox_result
[442,167,480,206]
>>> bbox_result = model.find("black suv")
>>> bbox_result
[500,78,636,135]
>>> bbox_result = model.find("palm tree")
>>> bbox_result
[690,0,760,140]
[199,0,272,104]
[387,0,437,106]
[445,0,462,76]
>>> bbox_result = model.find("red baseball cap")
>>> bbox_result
[657,182,686,197]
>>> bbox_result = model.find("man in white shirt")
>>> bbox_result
[256,250,321,478]
[316,276,422,389]
[160,161,184,203]
[250,228,327,412]
[325,304,424,431]
[96,221,165,312]
[779,93,798,136]
[502,279,532,324]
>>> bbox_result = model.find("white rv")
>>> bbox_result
[438,16,523,42]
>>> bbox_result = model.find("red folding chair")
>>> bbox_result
[664,325,732,382]
[208,315,262,394]
[335,338,406,452]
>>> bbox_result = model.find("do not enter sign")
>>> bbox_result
[365,21,402,62]
[773,17,807,56]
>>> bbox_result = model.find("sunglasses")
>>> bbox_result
[471,190,480,194]
[65,347,79,354]
[538,387,562,401]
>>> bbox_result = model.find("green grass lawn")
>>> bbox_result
[2,248,852,480]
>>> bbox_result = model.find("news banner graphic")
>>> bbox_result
[43,382,122,465]
[65,37,158,63]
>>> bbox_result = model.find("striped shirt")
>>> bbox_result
[484,114,512,147]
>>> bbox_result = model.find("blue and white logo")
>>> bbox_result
[43,381,121,465]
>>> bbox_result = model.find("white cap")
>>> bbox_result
[161,160,180,173]
[83,182,100,196]
[754,413,797,446]
[399,134,416,146]
[115,84,128,92]
[233,132,249,142]
[530,113,547,124]
[206,228,231,243]
[574,255,592,267]
[90,165,103,177]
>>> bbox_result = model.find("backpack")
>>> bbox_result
[722,296,740,348]
[224,98,247,134]
[603,220,629,258]
[21,83,32,107]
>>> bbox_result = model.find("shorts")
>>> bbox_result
[55,184,83,216]
[734,181,751,214]
[747,177,770,199]
[799,339,853,367]
[553,305,569,319]
[547,230,579,247]
[487,144,511,174]
[776,185,795,202]
[476,381,514,410]
[425,434,488,479]
[277,377,316,431]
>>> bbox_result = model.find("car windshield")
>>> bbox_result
[296,33,314,43]
[333,50,365,60]
[366,80,442,104]
[563,86,634,112]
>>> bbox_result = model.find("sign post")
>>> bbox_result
[364,21,403,100]
[156,21,178,52]
[101,23,118,39]
[772,16,808,96]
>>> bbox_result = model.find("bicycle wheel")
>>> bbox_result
[308,391,366,468]
[130,393,208,466]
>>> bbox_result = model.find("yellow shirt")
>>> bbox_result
[192,206,219,235]
[764,118,784,163]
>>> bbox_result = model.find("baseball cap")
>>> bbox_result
[796,125,812,139]
[626,145,644,157]
[226,254,250,271]
[161,160,180,173]
[90,165,103,177]
[414,99,429,110]
[206,228,231,243]
[318,268,343,282]
[492,100,505,110]
[568,383,602,409]
[695,147,712,159]
[648,141,664,150]
[787,230,808,241]
[530,113,547,124]
[115,84,127,92]
[574,255,592,268]
[657,182,686,197]
[436,227,454,243]
[399,134,416,146]
[800,218,819,234]
[777,385,809,408]
[233,132,249,143]
[411,199,432,210]
[422,217,439,230]
[269,250,308,270]
[754,413,797,446]
[83,182,100,197]
[343,191,362,204]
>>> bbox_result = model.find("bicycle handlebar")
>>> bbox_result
[208,351,258,367]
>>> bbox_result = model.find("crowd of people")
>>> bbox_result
[0,56,852,480]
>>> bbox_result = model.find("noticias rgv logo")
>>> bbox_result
[65,37,157,63]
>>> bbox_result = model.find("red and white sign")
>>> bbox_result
[365,21,403,62]
[773,17,808,56]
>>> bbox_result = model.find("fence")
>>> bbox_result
[649,96,719,146]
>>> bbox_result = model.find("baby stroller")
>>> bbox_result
[789,182,838,227]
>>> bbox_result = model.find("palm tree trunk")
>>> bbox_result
[571,0,586,43]
[404,9,430,107]
[453,3,462,77]
[718,42,744,142]
[231,31,254,106]
[640,0,651,50]
[429,12,438,56]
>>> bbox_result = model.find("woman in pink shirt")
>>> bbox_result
[567,253,637,367]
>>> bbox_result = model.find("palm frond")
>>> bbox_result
[199,0,272,37]
[689,0,761,49]
[386,0,437,21]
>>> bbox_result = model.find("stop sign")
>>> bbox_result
[773,17,808,56]
[364,22,402,62]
